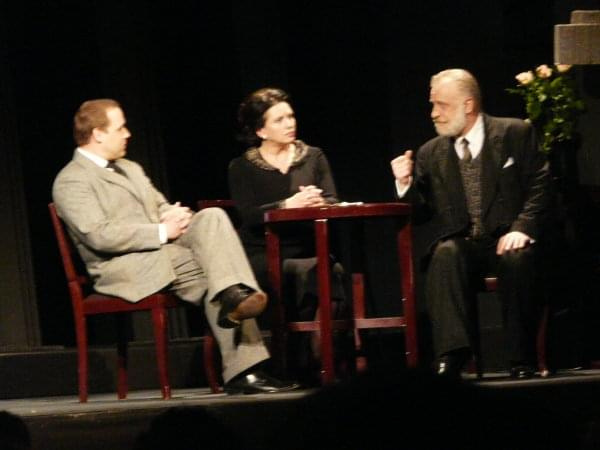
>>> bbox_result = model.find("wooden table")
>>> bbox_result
[264,202,418,384]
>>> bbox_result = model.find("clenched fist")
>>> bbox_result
[390,150,414,187]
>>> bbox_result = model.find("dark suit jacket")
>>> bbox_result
[407,114,552,255]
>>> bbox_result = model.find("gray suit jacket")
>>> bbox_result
[407,114,552,254]
[52,151,178,301]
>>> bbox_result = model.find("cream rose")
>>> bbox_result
[516,71,534,85]
[536,64,553,78]
[556,64,572,73]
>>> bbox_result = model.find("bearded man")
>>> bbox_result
[391,69,552,379]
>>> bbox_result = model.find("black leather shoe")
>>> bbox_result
[435,348,471,379]
[216,285,267,328]
[224,370,300,395]
[509,364,535,379]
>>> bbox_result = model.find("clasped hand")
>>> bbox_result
[285,185,326,208]
[160,202,193,240]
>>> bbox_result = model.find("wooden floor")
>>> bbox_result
[2,368,600,449]
[2,387,312,450]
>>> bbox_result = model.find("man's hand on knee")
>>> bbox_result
[496,231,533,255]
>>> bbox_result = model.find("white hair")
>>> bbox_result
[431,69,481,107]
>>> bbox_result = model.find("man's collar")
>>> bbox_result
[463,114,484,143]
[77,147,109,168]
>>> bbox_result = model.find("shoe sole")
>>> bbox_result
[224,387,278,395]
[225,383,300,395]
[218,292,267,328]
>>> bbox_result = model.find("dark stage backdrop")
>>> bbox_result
[1,0,599,366]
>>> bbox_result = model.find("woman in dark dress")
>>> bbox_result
[229,88,346,380]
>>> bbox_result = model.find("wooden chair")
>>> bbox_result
[48,203,220,402]
[196,199,239,227]
[470,275,550,378]
[196,199,235,210]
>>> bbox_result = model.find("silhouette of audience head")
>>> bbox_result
[133,406,241,450]
[0,411,31,450]
[278,365,579,450]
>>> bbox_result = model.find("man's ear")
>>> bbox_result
[92,128,104,143]
[464,97,475,115]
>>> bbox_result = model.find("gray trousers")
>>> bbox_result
[166,207,269,383]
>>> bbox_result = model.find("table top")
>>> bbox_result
[263,202,411,223]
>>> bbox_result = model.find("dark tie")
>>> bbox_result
[461,138,472,162]
[106,161,126,176]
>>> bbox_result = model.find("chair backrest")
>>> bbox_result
[197,199,241,229]
[197,199,235,210]
[48,203,88,301]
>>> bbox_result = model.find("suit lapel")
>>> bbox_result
[73,152,146,204]
[480,115,506,217]
[128,166,162,223]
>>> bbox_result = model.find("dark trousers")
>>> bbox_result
[426,236,538,365]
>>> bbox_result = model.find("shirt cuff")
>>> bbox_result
[159,223,167,244]
[395,178,412,198]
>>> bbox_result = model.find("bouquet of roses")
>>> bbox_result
[507,64,585,153]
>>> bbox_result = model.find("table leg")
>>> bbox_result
[266,225,287,375]
[397,220,418,367]
[315,219,335,383]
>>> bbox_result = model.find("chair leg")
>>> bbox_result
[116,314,129,399]
[470,298,483,378]
[352,273,367,373]
[203,329,222,393]
[75,315,88,403]
[537,304,550,377]
[151,306,172,400]
[471,338,484,379]
[471,356,484,379]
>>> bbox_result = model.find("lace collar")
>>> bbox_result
[244,140,309,171]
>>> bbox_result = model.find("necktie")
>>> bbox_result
[106,161,126,176]
[461,138,472,162]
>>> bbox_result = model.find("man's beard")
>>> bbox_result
[433,105,467,137]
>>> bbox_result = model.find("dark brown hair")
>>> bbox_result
[237,88,290,147]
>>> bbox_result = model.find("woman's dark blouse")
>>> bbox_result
[228,141,338,259]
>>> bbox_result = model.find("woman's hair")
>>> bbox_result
[237,87,290,147]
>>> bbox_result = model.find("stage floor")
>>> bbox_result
[2,368,597,416]
[3,369,600,449]
[0,386,311,416]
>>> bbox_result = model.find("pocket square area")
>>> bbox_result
[503,157,515,168]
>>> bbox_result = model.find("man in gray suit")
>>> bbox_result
[391,69,552,379]
[53,98,298,394]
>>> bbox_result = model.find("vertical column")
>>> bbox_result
[0,14,41,349]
